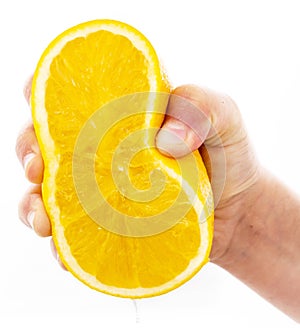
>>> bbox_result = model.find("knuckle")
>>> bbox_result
[222,93,239,112]
[18,185,41,221]
[15,122,39,163]
[26,155,44,184]
[23,75,33,103]
[34,202,52,237]
[15,124,32,154]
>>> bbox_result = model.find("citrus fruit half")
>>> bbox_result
[31,19,214,298]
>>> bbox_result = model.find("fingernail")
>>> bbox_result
[23,153,35,171]
[157,121,187,145]
[162,120,187,140]
[156,121,190,157]
[27,211,35,230]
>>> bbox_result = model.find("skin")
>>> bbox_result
[16,79,300,322]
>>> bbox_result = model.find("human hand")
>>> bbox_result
[18,79,300,321]
[16,79,261,268]
[155,87,300,322]
[155,85,261,263]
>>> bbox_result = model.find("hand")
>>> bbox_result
[155,84,261,263]
[17,79,300,321]
[16,79,260,267]
[16,76,66,270]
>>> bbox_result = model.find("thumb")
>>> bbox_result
[156,85,212,157]
[156,84,240,158]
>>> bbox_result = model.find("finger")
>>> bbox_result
[50,238,68,271]
[15,121,44,184]
[18,184,51,237]
[23,75,33,104]
[155,116,202,158]
[156,84,243,157]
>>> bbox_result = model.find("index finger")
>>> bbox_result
[23,75,33,105]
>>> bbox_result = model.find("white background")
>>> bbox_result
[1,0,300,327]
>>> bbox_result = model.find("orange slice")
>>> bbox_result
[31,19,214,298]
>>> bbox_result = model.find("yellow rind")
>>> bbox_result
[31,19,214,298]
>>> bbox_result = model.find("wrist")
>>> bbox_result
[210,166,267,267]
[211,168,300,321]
